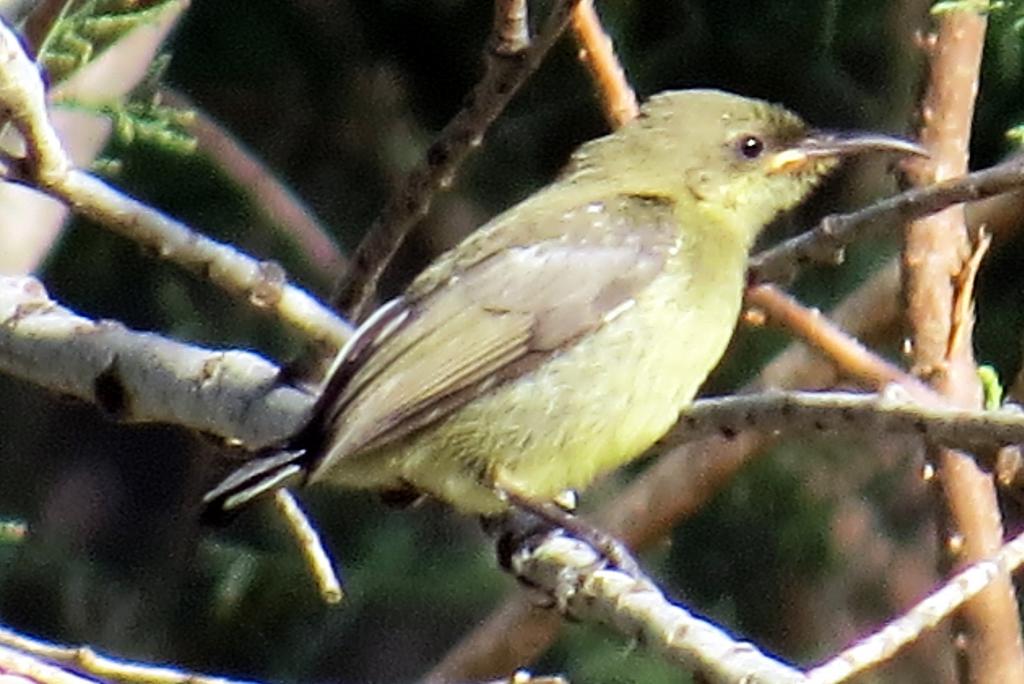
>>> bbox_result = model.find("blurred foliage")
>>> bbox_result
[56,53,199,157]
[1,1,1024,683]
[38,0,185,84]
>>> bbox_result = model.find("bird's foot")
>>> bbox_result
[493,490,642,578]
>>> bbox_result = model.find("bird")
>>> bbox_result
[203,89,924,523]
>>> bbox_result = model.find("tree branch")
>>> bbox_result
[0,18,351,350]
[806,527,1024,684]
[570,1,638,127]
[332,0,583,322]
[0,624,262,684]
[507,531,807,684]
[744,285,933,398]
[661,390,1024,459]
[271,489,344,604]
[749,155,1024,285]
[0,275,311,449]
[900,7,1024,681]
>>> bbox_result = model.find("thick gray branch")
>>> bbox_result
[0,276,312,448]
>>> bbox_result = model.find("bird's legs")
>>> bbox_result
[494,488,643,578]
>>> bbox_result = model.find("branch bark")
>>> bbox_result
[0,275,311,449]
[332,0,584,322]
[900,7,1024,683]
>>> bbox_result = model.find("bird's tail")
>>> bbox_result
[200,449,307,525]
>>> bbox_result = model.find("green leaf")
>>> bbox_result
[979,365,1005,410]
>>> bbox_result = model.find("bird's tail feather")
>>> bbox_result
[201,449,307,524]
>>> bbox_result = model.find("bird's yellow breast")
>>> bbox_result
[326,221,750,515]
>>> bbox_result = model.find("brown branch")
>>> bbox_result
[570,1,638,127]
[493,0,530,54]
[744,284,933,399]
[752,260,903,391]
[948,230,990,361]
[901,7,1024,683]
[757,178,1024,392]
[332,0,583,322]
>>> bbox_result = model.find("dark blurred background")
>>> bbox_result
[3,1,1024,682]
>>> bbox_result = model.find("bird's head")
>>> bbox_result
[567,89,925,246]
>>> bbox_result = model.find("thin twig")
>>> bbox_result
[272,489,344,604]
[0,17,67,179]
[43,170,351,347]
[570,1,638,127]
[749,156,1024,284]
[744,284,933,399]
[806,528,1024,684]
[750,260,903,390]
[947,229,990,361]
[661,390,1024,459]
[0,624,261,684]
[333,0,583,322]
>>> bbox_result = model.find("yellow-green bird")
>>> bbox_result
[204,89,922,519]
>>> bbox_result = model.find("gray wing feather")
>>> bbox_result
[311,193,681,474]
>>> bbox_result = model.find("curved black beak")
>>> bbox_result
[767,130,928,174]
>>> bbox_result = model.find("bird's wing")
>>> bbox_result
[310,193,682,469]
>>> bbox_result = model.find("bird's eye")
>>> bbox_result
[737,135,765,159]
